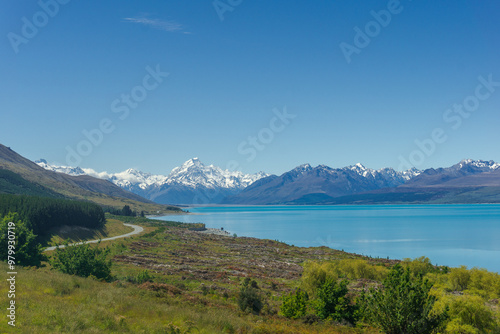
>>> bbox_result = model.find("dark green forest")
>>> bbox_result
[0,194,105,235]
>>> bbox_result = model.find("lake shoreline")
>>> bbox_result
[156,204,500,274]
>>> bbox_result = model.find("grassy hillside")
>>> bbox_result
[0,169,61,198]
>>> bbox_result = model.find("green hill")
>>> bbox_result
[0,169,61,198]
[0,144,176,214]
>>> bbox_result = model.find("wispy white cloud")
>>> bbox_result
[123,16,190,34]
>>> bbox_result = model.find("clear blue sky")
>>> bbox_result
[1,0,499,175]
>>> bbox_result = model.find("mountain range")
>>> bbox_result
[36,156,500,205]
[224,159,500,205]
[36,158,268,205]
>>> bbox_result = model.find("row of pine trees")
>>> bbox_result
[0,194,105,235]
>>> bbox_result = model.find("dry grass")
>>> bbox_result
[41,218,135,247]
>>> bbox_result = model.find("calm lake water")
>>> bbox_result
[157,205,500,273]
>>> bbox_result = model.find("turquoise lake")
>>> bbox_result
[157,205,500,273]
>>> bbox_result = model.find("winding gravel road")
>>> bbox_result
[44,223,144,252]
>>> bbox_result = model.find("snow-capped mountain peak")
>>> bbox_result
[457,159,500,170]
[108,168,167,190]
[293,163,312,173]
[182,157,203,168]
[348,163,372,177]
[166,158,268,189]
[354,163,366,170]
[35,159,86,176]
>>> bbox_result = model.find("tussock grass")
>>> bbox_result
[0,262,253,333]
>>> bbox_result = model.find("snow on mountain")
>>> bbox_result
[224,159,500,205]
[400,167,422,180]
[108,169,167,190]
[36,158,497,205]
[35,158,269,203]
[35,158,424,197]
[347,163,421,182]
[164,158,265,189]
[35,159,87,176]
[457,159,500,170]
[292,163,313,174]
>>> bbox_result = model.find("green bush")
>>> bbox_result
[445,318,479,334]
[0,213,46,266]
[467,268,500,299]
[280,288,308,319]
[447,295,496,333]
[136,270,153,284]
[301,259,387,295]
[50,242,112,281]
[402,256,436,276]
[335,259,388,281]
[314,278,357,324]
[237,279,263,314]
[361,264,447,334]
[449,266,472,291]
[301,261,331,295]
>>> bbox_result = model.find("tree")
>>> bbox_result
[448,266,471,291]
[121,205,134,217]
[50,242,112,280]
[280,288,308,319]
[314,278,357,324]
[0,194,105,234]
[0,213,46,266]
[361,264,447,334]
[237,278,263,314]
[402,256,435,276]
[447,295,496,333]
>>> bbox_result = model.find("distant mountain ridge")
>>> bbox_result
[37,158,269,205]
[224,159,500,205]
[36,156,500,205]
[223,162,422,204]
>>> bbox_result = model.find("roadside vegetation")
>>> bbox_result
[40,217,134,247]
[1,207,499,333]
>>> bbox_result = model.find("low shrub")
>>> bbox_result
[280,288,308,319]
[49,242,112,281]
[237,279,263,314]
